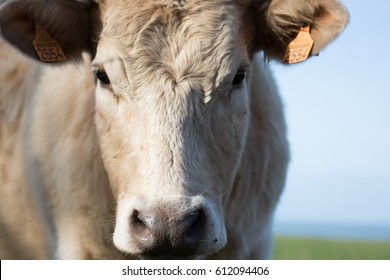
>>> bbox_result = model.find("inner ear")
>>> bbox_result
[0,6,37,59]
[309,5,346,55]
[0,0,99,63]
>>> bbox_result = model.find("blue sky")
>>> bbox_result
[271,0,390,226]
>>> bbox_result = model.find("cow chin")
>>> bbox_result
[112,195,227,259]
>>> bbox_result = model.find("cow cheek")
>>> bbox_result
[213,101,249,205]
[94,120,128,198]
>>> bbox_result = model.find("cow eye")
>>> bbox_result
[232,69,246,87]
[95,69,111,85]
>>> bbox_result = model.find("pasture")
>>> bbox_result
[273,236,390,260]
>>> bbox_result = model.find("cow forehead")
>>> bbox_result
[102,0,242,35]
[99,0,246,91]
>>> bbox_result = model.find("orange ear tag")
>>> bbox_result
[32,25,66,62]
[282,25,314,64]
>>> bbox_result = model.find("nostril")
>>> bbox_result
[184,209,206,244]
[131,210,154,245]
[131,210,144,227]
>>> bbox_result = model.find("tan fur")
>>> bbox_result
[0,0,348,259]
[0,40,48,259]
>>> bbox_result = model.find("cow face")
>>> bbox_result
[0,0,349,259]
[92,1,251,258]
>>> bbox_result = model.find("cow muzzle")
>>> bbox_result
[113,195,226,259]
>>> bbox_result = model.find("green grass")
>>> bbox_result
[273,236,390,260]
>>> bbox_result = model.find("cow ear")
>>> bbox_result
[253,0,349,62]
[0,0,98,63]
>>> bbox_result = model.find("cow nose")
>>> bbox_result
[130,208,206,257]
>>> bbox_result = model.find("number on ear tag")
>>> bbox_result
[32,25,66,62]
[282,25,314,64]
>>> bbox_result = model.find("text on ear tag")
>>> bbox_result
[32,25,66,62]
[282,25,314,64]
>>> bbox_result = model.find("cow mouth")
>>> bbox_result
[139,254,204,260]
[135,239,205,260]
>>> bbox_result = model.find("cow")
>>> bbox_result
[0,0,349,259]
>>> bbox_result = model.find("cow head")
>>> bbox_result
[0,0,349,259]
